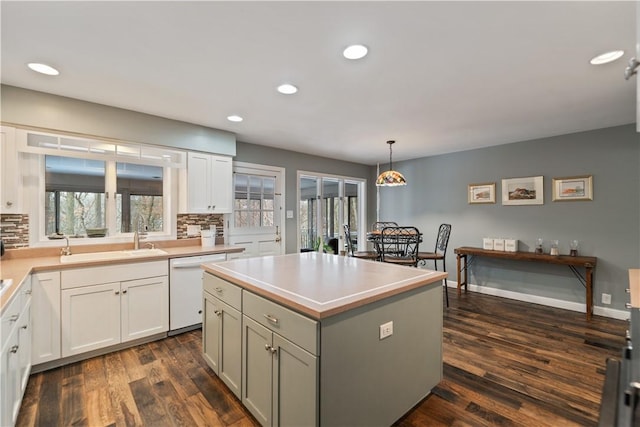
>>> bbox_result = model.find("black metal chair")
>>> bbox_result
[417,224,452,307]
[344,224,378,260]
[379,226,420,267]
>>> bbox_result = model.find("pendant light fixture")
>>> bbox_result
[376,140,407,187]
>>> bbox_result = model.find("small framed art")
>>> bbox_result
[552,175,593,201]
[502,176,544,205]
[468,182,496,204]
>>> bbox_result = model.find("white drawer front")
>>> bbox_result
[62,261,168,289]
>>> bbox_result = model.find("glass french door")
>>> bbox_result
[298,173,366,253]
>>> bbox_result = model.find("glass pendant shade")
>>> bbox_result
[376,170,407,186]
[376,140,407,187]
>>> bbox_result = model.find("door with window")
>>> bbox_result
[298,172,366,254]
[228,163,284,259]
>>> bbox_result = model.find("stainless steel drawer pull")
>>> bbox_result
[24,290,32,295]
[215,287,223,293]
[9,314,19,322]
[264,314,279,324]
[214,310,222,317]
[10,345,18,354]
[265,344,271,352]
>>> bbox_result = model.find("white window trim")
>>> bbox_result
[18,133,179,247]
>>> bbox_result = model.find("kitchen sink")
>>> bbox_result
[60,248,168,264]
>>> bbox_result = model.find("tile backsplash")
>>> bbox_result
[0,213,224,249]
[1,214,30,249]
[176,214,224,239]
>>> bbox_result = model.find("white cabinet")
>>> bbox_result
[61,261,168,358]
[1,276,32,427]
[241,291,318,427]
[61,282,121,357]
[203,274,242,398]
[0,126,21,213]
[62,276,169,357]
[31,271,61,365]
[121,276,169,342]
[187,152,232,213]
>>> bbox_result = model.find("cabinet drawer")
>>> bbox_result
[203,273,241,310]
[1,293,21,342]
[243,291,318,355]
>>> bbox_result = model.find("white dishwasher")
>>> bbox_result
[169,253,227,334]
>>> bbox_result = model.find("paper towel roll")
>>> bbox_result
[201,229,215,247]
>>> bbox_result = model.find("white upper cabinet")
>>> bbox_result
[0,126,21,213]
[186,152,232,213]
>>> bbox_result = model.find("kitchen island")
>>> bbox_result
[201,252,446,426]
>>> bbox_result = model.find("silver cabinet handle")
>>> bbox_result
[626,303,632,309]
[24,290,32,295]
[122,290,127,294]
[265,344,271,352]
[264,314,279,324]
[6,201,13,207]
[10,345,18,354]
[264,344,277,354]
[115,291,120,295]
[214,310,222,317]
[9,314,19,322]
[215,287,223,293]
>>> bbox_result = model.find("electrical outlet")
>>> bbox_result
[602,293,611,305]
[379,321,393,340]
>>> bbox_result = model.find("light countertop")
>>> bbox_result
[202,252,447,320]
[0,241,244,312]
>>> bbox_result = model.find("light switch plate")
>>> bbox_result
[286,210,294,219]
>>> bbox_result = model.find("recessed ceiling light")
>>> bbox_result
[277,83,298,95]
[343,44,368,60]
[27,62,60,75]
[589,50,625,65]
[227,115,243,122]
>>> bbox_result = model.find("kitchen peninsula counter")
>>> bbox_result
[0,241,244,311]
[202,252,446,426]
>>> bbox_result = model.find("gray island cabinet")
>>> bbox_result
[202,252,446,426]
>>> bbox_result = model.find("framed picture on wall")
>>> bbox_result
[501,176,544,205]
[552,175,593,201]
[468,182,496,204]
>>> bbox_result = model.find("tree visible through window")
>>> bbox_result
[234,173,275,228]
[45,155,163,237]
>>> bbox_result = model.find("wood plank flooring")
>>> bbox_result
[16,291,627,426]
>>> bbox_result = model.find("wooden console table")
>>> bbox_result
[454,246,597,320]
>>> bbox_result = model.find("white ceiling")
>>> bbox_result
[1,1,637,165]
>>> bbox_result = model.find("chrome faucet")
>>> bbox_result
[133,214,148,250]
[60,236,72,256]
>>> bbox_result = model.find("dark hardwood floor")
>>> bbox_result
[17,291,626,427]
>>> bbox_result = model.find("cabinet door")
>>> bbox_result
[1,324,20,427]
[121,276,168,342]
[61,282,121,357]
[242,316,273,427]
[210,155,232,213]
[17,302,31,395]
[187,152,212,213]
[218,299,242,398]
[273,334,318,427]
[202,291,220,373]
[0,126,20,213]
[32,271,62,364]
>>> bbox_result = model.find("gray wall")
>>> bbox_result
[234,141,371,253]
[1,85,236,156]
[377,124,639,312]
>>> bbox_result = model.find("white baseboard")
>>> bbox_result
[446,280,629,320]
